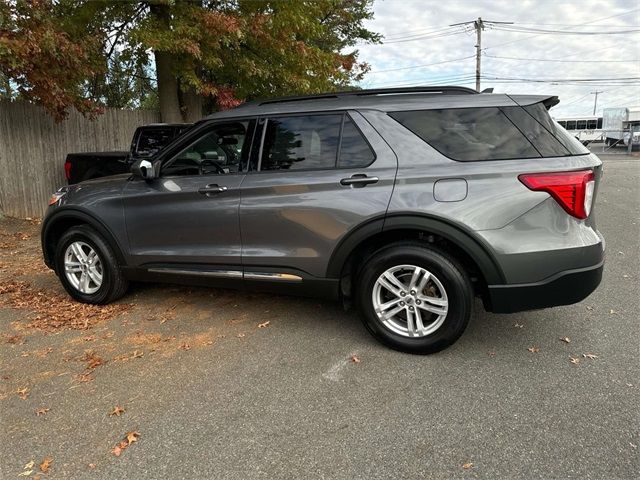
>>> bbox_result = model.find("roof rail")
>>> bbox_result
[255,85,477,106]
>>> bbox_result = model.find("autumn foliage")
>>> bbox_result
[0,0,380,121]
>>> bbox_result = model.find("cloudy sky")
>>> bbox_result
[355,0,640,118]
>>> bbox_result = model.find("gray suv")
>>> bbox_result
[41,86,605,354]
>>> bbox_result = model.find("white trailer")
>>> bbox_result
[603,107,640,147]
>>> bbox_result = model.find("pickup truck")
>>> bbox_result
[64,123,192,184]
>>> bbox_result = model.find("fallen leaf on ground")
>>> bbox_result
[83,351,104,369]
[570,357,581,365]
[559,337,571,343]
[258,321,270,328]
[237,333,245,338]
[586,306,594,311]
[109,406,125,417]
[179,343,191,351]
[39,457,52,473]
[582,353,598,359]
[527,346,540,353]
[609,309,618,314]
[16,387,29,400]
[23,461,34,470]
[350,354,361,363]
[3,333,24,344]
[88,463,96,469]
[462,462,474,469]
[18,470,33,477]
[126,431,140,445]
[514,323,524,328]
[75,372,94,383]
[112,441,127,457]
[488,351,496,357]
[35,408,50,416]
[132,350,144,359]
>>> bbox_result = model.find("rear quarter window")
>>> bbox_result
[390,103,589,161]
[389,107,539,161]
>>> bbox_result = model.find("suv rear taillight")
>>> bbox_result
[518,170,595,219]
[64,160,72,181]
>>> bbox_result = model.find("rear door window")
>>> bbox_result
[260,115,342,171]
[389,107,540,161]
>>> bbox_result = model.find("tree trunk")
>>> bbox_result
[181,87,204,123]
[154,50,182,123]
[149,3,182,123]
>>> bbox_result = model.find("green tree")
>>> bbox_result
[0,0,380,122]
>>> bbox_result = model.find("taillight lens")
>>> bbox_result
[64,160,72,180]
[518,170,595,219]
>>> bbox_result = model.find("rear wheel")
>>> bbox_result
[54,225,128,304]
[357,243,473,354]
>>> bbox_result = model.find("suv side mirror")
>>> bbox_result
[131,159,158,180]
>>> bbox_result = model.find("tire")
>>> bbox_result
[54,225,128,304]
[356,242,473,354]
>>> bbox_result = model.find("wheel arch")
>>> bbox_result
[326,213,505,288]
[41,208,126,270]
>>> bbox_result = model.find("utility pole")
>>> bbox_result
[474,18,483,93]
[451,18,513,92]
[590,90,603,115]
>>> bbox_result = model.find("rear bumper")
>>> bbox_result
[486,260,604,313]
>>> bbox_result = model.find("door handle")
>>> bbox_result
[340,174,379,187]
[198,184,228,195]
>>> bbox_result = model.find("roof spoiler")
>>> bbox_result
[543,96,560,110]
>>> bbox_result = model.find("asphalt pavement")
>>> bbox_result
[1,154,638,479]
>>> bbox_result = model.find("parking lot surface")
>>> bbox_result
[1,154,638,479]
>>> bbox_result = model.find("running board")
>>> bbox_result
[147,268,302,282]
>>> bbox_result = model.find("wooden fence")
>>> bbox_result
[0,100,159,218]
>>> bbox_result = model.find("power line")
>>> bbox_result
[484,54,638,63]
[368,55,475,74]
[483,8,640,51]
[490,24,640,35]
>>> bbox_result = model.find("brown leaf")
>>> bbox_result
[126,431,140,445]
[75,372,94,383]
[527,346,540,353]
[582,353,598,359]
[559,336,571,344]
[112,445,123,457]
[83,351,105,370]
[570,356,581,365]
[35,407,50,416]
[16,387,29,400]
[39,457,53,473]
[109,406,125,417]
[350,354,361,363]
[237,333,245,338]
[132,350,144,359]
[88,463,96,469]
[179,343,191,351]
[462,462,474,469]
[258,321,270,328]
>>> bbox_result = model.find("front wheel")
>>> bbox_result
[54,225,128,304]
[357,243,473,354]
